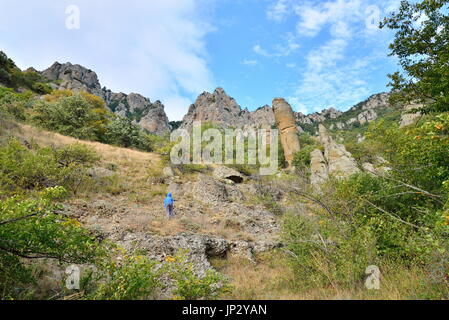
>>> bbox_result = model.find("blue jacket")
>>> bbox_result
[164,193,174,208]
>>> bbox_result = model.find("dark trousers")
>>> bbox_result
[166,204,174,218]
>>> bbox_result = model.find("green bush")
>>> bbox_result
[283,213,377,289]
[87,254,162,300]
[0,139,99,196]
[0,87,32,120]
[166,251,232,300]
[31,93,111,141]
[104,116,150,150]
[0,187,105,299]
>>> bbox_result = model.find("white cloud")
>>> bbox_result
[0,0,215,121]
[264,0,399,113]
[294,38,374,111]
[254,32,299,58]
[294,0,363,37]
[253,44,271,57]
[242,59,258,66]
[287,96,308,114]
[267,0,290,22]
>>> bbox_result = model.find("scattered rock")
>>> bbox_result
[163,166,175,178]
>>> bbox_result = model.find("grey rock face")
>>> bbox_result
[357,109,378,125]
[251,105,276,129]
[180,88,253,130]
[360,93,390,110]
[295,93,390,130]
[40,62,171,135]
[400,103,422,128]
[180,88,277,130]
[295,107,343,126]
[310,125,360,188]
[310,149,328,187]
[319,125,360,178]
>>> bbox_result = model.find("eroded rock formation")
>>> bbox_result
[179,88,279,131]
[41,62,171,135]
[272,98,301,167]
[310,125,360,187]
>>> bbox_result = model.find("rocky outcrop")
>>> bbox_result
[41,62,171,135]
[310,125,360,187]
[400,103,422,128]
[180,88,279,131]
[180,88,254,130]
[357,109,378,125]
[273,98,301,167]
[251,105,276,129]
[319,125,359,178]
[296,93,391,131]
[42,62,104,97]
[295,107,342,126]
[310,149,328,186]
[359,93,390,110]
[213,166,245,184]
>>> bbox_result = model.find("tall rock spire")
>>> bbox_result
[272,98,301,168]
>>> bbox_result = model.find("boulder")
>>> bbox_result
[163,166,175,178]
[191,174,229,204]
[213,166,245,184]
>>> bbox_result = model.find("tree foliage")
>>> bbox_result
[381,0,449,113]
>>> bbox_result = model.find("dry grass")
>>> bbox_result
[9,123,160,164]
[4,123,165,200]
[211,250,439,300]
[211,251,302,300]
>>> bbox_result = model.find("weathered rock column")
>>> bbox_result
[272,98,301,167]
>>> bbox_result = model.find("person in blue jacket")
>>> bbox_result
[164,193,175,219]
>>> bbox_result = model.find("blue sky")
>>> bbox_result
[0,0,402,120]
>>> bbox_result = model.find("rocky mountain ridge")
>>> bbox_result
[179,88,394,133]
[40,62,171,135]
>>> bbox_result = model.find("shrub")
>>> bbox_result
[0,139,99,196]
[0,87,32,120]
[104,116,150,150]
[166,251,232,300]
[283,213,377,289]
[0,187,105,299]
[31,93,111,141]
[87,254,163,300]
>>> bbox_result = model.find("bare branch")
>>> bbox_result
[0,212,40,226]
[360,198,422,230]
[291,187,336,219]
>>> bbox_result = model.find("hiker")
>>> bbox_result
[164,193,175,219]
